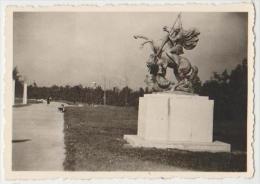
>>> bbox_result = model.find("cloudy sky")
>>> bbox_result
[13,12,248,89]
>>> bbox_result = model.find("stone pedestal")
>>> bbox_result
[124,93,231,152]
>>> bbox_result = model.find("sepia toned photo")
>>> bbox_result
[3,4,254,179]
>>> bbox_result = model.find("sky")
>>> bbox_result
[13,12,248,89]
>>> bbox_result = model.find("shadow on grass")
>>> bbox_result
[63,105,246,171]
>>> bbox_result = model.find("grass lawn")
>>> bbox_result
[63,105,246,171]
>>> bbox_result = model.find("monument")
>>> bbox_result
[13,79,15,105]
[124,13,231,152]
[23,82,27,105]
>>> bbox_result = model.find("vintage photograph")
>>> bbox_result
[3,4,254,179]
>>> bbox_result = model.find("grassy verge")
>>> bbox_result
[55,99,80,105]
[63,105,246,171]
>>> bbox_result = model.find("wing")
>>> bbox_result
[182,28,200,50]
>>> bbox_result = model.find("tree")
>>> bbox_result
[13,66,23,97]
[200,59,247,121]
[199,59,247,151]
[228,59,247,121]
[13,66,21,81]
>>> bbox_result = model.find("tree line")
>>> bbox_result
[13,59,247,122]
[27,84,142,107]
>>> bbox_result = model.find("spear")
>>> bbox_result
[156,12,182,59]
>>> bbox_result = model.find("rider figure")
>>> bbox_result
[158,25,189,83]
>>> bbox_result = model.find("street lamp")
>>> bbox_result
[91,82,97,89]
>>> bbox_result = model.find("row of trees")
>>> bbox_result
[13,67,143,107]
[27,84,142,107]
[13,59,247,122]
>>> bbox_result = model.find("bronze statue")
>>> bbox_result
[134,13,200,93]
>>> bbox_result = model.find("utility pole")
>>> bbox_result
[108,79,111,90]
[124,75,128,106]
[103,77,106,105]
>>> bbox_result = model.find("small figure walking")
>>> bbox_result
[58,104,65,113]
[47,96,52,104]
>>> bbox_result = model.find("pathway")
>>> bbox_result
[12,102,65,171]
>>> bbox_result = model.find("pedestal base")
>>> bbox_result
[125,93,231,152]
[137,93,214,142]
[124,135,231,153]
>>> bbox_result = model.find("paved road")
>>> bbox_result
[12,102,65,171]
